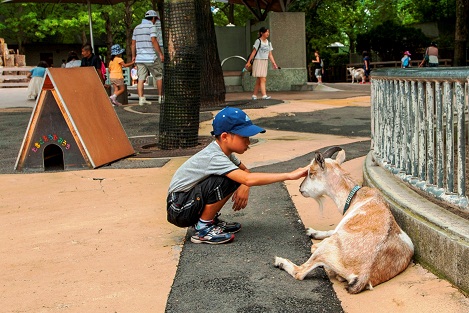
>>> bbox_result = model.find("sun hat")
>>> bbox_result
[111,44,125,56]
[211,106,266,137]
[145,10,159,18]
[404,51,411,56]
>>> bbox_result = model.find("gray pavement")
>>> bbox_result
[0,83,371,174]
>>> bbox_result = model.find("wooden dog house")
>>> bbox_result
[15,67,135,172]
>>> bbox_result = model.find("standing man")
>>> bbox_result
[81,44,105,84]
[132,10,165,106]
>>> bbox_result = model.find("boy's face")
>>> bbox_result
[220,133,251,154]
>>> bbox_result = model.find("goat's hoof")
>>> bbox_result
[306,228,317,238]
[274,257,284,269]
[345,277,362,294]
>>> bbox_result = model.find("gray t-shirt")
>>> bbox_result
[253,39,273,60]
[168,141,241,194]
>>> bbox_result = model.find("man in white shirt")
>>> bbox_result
[131,10,165,105]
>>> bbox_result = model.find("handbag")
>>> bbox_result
[246,40,261,73]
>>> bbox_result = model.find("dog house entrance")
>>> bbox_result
[43,144,64,171]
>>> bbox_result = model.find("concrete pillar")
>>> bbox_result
[242,12,308,91]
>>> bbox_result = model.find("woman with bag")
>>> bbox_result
[419,42,438,67]
[245,27,278,100]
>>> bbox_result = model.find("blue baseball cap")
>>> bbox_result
[211,107,266,137]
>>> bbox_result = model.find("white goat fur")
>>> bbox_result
[347,67,365,84]
[274,149,414,294]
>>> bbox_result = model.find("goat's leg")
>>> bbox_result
[274,255,323,280]
[306,228,334,240]
[277,241,360,283]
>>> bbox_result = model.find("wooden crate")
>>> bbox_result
[14,54,26,66]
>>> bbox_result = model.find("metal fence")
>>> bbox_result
[371,67,469,210]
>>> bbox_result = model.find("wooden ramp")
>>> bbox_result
[15,67,135,172]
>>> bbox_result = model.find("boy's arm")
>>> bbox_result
[226,166,308,187]
[227,165,308,211]
[230,162,251,211]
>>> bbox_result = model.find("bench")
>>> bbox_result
[0,66,33,88]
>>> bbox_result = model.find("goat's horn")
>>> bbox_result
[322,146,342,159]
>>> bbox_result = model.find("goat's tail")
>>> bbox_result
[346,273,370,294]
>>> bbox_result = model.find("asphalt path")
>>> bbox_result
[165,141,370,313]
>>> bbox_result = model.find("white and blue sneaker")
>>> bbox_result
[191,224,234,244]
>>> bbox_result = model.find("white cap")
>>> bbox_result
[145,10,159,19]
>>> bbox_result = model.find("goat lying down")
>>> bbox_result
[274,147,414,294]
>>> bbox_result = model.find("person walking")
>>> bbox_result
[131,9,164,106]
[245,27,278,100]
[130,65,138,85]
[166,106,308,244]
[108,44,134,106]
[401,51,411,68]
[362,51,371,84]
[26,61,49,100]
[312,50,323,84]
[419,42,439,67]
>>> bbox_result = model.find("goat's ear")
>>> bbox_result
[314,152,326,170]
[336,150,346,165]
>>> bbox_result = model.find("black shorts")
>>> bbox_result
[166,175,240,228]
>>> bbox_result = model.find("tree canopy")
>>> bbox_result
[0,0,465,63]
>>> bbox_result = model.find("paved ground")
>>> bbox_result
[0,84,468,312]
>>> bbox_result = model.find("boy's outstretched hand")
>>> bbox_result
[289,166,309,180]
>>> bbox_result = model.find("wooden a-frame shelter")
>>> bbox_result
[15,67,135,172]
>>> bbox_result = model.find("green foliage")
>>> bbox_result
[289,0,458,62]
[0,1,151,48]
[396,0,456,23]
[357,20,429,61]
[210,1,251,26]
[327,52,349,67]
[0,0,461,65]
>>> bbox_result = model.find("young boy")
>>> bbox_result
[166,106,308,245]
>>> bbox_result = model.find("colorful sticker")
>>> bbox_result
[31,134,71,152]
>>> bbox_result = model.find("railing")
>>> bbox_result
[371,67,469,210]
[220,55,247,68]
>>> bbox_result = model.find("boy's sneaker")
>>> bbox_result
[261,95,271,100]
[191,224,234,244]
[213,213,241,233]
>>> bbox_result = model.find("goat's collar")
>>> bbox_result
[343,185,361,214]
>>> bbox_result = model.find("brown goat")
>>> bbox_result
[274,147,414,294]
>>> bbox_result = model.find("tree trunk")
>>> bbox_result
[195,0,226,107]
[454,0,468,66]
[103,12,113,63]
[124,0,135,63]
[159,0,201,149]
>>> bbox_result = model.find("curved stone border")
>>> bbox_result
[363,152,469,295]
